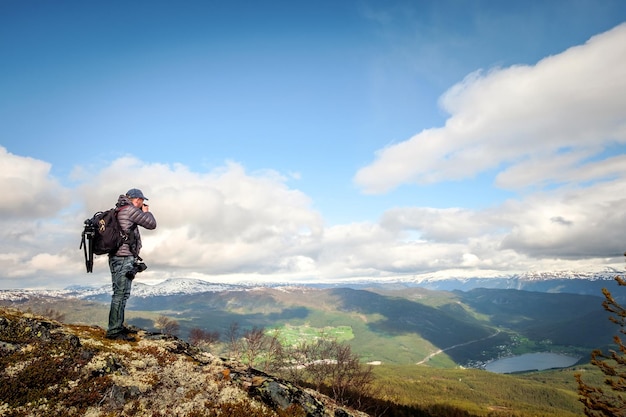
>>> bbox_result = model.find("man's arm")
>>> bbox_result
[128,207,157,230]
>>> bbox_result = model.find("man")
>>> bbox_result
[106,188,157,341]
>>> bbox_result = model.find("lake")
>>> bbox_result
[485,352,581,374]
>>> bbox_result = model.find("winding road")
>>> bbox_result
[416,329,501,365]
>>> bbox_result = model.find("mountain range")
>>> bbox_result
[1,269,623,301]
[1,271,620,416]
[2,272,619,367]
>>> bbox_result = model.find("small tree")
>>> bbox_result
[303,338,336,391]
[42,308,66,322]
[226,322,242,360]
[262,328,283,373]
[189,328,220,349]
[154,315,180,336]
[577,276,626,416]
[328,341,375,406]
[273,337,374,407]
[242,326,267,368]
[275,341,309,383]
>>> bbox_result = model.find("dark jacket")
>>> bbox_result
[113,195,157,257]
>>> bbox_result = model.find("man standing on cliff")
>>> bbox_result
[106,188,157,341]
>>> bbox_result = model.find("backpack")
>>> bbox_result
[80,207,135,273]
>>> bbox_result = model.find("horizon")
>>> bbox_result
[1,268,623,293]
[2,1,626,289]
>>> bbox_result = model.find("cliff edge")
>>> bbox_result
[0,307,368,417]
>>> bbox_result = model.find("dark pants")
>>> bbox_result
[106,256,135,337]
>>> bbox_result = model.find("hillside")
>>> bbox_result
[0,287,616,417]
[0,307,369,417]
[0,283,615,368]
[0,306,598,417]
[124,286,612,366]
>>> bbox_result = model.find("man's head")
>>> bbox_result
[126,188,148,200]
[126,188,148,208]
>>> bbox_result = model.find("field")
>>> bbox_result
[370,363,589,416]
[267,323,354,345]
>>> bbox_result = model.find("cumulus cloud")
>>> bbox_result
[0,154,333,288]
[498,180,626,259]
[0,148,623,289]
[0,150,527,287]
[0,148,79,287]
[354,23,626,194]
[0,147,70,218]
[342,23,626,279]
[379,207,503,242]
[371,174,626,275]
[73,157,325,276]
[4,25,626,289]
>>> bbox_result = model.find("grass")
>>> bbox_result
[371,363,586,417]
[267,324,354,345]
[2,292,604,417]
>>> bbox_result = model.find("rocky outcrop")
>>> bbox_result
[0,308,369,417]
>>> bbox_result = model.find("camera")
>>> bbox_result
[126,262,147,279]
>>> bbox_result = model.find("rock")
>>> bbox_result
[0,307,371,417]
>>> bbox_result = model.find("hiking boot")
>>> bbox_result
[106,333,137,342]
[121,326,139,334]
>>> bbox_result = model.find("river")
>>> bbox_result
[485,352,581,373]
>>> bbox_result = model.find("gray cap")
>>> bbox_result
[126,188,149,200]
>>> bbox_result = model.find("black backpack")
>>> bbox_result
[80,207,135,273]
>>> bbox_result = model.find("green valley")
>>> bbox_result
[2,284,619,416]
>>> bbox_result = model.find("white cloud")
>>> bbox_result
[4,25,626,289]
[354,23,626,194]
[0,148,82,287]
[0,149,623,289]
[74,158,325,275]
[341,23,626,279]
[0,147,71,218]
[0,154,334,287]
[499,180,626,259]
[379,207,501,242]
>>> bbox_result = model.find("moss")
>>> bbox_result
[134,345,177,366]
[60,376,114,409]
[0,307,368,417]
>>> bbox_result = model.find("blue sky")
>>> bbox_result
[2,0,626,289]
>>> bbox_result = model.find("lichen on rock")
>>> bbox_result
[0,307,369,417]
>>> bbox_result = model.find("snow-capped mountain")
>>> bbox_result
[391,268,624,294]
[0,269,624,301]
[79,278,242,299]
[512,268,622,281]
[0,278,242,301]
[404,267,622,284]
